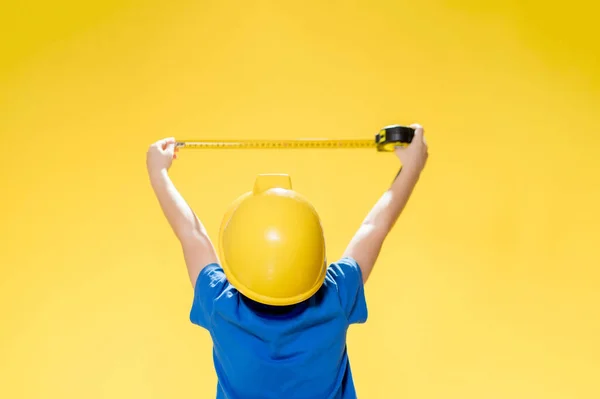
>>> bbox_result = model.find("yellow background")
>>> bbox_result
[1,0,599,398]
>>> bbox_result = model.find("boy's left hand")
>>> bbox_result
[394,124,428,174]
[146,137,179,175]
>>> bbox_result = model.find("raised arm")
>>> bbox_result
[343,124,428,283]
[146,138,219,288]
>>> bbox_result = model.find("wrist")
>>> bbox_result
[398,164,423,179]
[148,166,169,181]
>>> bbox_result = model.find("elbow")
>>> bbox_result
[361,220,392,238]
[175,216,208,244]
[177,228,207,246]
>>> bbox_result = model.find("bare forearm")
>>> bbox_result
[149,169,207,241]
[343,166,422,283]
[362,166,422,233]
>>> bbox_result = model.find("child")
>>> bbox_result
[146,124,428,398]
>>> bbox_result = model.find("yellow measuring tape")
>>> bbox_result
[176,139,376,150]
[175,125,415,152]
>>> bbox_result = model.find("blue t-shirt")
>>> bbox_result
[190,257,368,399]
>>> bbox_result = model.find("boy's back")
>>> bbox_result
[190,258,368,399]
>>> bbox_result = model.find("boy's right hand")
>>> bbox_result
[146,137,179,175]
[394,124,428,173]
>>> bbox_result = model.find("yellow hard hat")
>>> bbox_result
[218,174,327,306]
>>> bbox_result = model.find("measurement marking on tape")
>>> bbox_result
[175,139,377,149]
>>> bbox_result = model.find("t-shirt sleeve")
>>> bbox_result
[327,257,368,325]
[189,263,229,330]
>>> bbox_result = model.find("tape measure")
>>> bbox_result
[175,125,414,152]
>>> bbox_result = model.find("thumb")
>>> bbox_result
[158,137,176,149]
[409,124,424,145]
[410,123,423,135]
[164,142,176,155]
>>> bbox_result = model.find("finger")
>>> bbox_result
[410,124,424,137]
[159,137,176,149]
[164,144,176,156]
[156,137,175,144]
[410,123,424,136]
[394,146,406,156]
[165,141,178,153]
[409,125,426,146]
